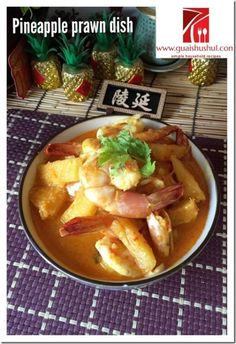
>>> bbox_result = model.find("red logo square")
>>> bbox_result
[183,8,209,43]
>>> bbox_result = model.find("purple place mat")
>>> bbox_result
[7,109,227,335]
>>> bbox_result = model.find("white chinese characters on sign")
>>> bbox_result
[112,88,152,112]
[132,93,152,112]
[112,89,129,108]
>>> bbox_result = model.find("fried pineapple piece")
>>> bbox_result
[61,188,97,223]
[150,143,188,161]
[30,186,67,220]
[37,157,81,187]
[171,156,206,202]
[167,198,199,226]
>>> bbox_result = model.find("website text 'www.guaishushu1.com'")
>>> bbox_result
[156,44,234,58]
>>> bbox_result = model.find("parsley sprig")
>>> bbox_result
[98,130,156,177]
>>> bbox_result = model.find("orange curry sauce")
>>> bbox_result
[30,129,209,281]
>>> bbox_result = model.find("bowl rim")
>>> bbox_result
[18,115,221,289]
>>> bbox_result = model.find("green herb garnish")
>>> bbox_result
[98,129,155,177]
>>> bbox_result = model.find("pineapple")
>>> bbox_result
[37,157,81,187]
[30,186,68,220]
[57,33,94,102]
[26,33,62,90]
[91,11,116,80]
[115,33,145,85]
[188,58,219,86]
[61,188,97,223]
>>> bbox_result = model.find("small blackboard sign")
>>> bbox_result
[98,80,167,118]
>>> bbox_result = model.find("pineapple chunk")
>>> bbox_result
[30,186,67,220]
[61,188,97,223]
[171,156,206,202]
[167,198,199,226]
[38,157,81,187]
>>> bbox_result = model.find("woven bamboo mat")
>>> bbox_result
[7,59,227,139]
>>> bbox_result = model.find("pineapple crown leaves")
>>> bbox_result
[117,33,145,66]
[25,33,57,61]
[94,10,116,51]
[56,33,89,69]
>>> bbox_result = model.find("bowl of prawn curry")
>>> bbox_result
[20,115,219,288]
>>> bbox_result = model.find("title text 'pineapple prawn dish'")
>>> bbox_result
[24,115,218,286]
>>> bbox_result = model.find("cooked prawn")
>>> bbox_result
[110,218,156,274]
[44,115,143,158]
[44,122,188,159]
[44,138,100,159]
[79,156,183,218]
[95,235,143,278]
[60,215,114,237]
[96,114,144,138]
[60,215,157,277]
[135,125,189,146]
[81,138,100,154]
[136,176,165,194]
[44,142,82,158]
[147,210,173,257]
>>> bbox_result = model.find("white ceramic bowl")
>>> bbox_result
[19,116,220,289]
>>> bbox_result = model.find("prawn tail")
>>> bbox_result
[44,143,81,157]
[147,184,184,211]
[59,215,114,237]
[176,128,190,149]
[147,210,173,257]
[175,129,192,160]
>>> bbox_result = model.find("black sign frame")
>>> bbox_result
[97,80,167,118]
